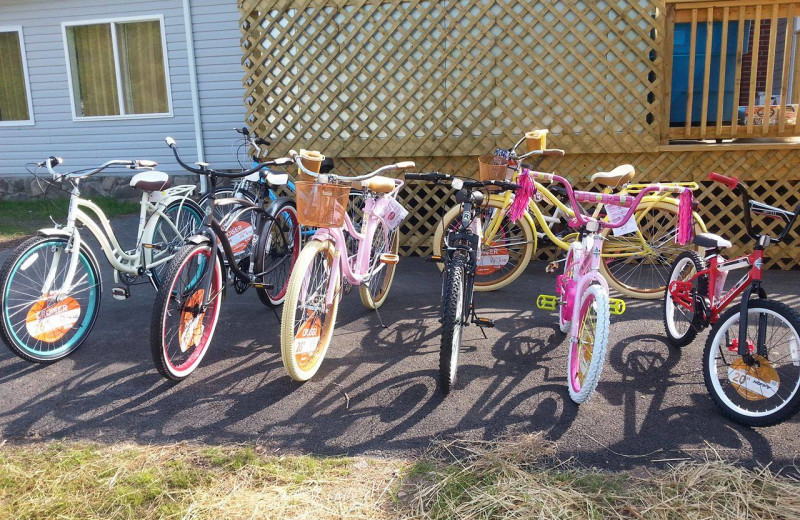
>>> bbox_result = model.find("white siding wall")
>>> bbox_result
[0,0,245,177]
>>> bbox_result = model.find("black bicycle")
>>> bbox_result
[406,172,521,394]
[149,137,301,381]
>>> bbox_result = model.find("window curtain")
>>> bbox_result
[0,32,30,121]
[117,21,168,114]
[67,24,119,117]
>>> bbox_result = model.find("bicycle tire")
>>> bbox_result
[703,299,800,427]
[280,240,340,381]
[255,201,300,306]
[439,254,467,395]
[567,284,610,404]
[0,235,101,363]
[150,242,223,381]
[359,220,400,310]
[663,250,708,347]
[148,198,204,287]
[433,197,535,292]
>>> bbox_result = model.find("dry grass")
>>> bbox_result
[403,433,800,520]
[1,436,799,519]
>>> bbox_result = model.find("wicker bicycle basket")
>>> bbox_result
[295,181,351,228]
[478,155,509,182]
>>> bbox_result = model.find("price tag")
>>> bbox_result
[606,204,638,236]
[378,198,409,230]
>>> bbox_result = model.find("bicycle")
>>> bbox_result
[432,132,706,298]
[280,152,415,381]
[530,168,692,403]
[1,157,203,363]
[406,171,522,394]
[664,172,800,426]
[149,137,297,381]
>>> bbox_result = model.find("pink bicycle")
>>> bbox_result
[280,152,415,381]
[530,169,693,403]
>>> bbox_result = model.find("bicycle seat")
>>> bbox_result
[130,170,172,192]
[693,232,732,250]
[590,164,635,187]
[360,176,396,194]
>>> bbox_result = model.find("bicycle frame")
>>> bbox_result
[310,180,403,307]
[39,183,195,296]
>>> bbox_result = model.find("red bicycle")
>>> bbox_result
[664,172,800,426]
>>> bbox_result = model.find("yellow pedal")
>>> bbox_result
[537,294,558,311]
[609,298,626,315]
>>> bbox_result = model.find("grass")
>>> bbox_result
[1,435,799,519]
[0,197,140,245]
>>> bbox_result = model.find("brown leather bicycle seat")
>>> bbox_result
[129,171,172,192]
[590,164,635,187]
[361,176,396,194]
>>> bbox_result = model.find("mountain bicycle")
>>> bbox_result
[149,138,297,381]
[406,171,521,394]
[280,152,415,381]
[432,132,705,298]
[1,157,202,363]
[531,168,692,403]
[665,172,800,426]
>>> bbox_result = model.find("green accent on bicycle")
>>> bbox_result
[536,294,558,312]
[609,298,626,315]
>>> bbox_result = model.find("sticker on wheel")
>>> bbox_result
[476,245,509,276]
[179,290,206,352]
[728,355,779,401]
[26,297,81,343]
[226,221,255,255]
[295,315,322,364]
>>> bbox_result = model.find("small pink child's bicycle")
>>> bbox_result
[528,169,693,403]
[280,152,415,381]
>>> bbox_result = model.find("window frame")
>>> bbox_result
[0,25,35,126]
[61,15,173,122]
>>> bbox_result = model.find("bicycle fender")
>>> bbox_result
[186,234,212,246]
[36,228,104,290]
[264,196,295,219]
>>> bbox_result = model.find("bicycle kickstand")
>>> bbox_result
[470,304,494,339]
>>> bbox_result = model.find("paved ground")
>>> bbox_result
[1,217,798,472]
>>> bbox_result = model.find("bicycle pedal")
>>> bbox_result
[609,298,626,315]
[111,286,130,300]
[251,283,274,290]
[545,261,559,274]
[142,243,164,251]
[473,317,495,328]
[536,294,558,311]
[427,255,444,263]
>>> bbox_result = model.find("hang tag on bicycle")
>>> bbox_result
[376,198,409,231]
[226,221,255,256]
[605,204,638,236]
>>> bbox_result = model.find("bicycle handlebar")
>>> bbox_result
[290,150,414,182]
[166,137,291,178]
[43,157,155,180]
[707,171,800,244]
[522,168,690,230]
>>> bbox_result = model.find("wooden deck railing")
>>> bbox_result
[665,0,800,140]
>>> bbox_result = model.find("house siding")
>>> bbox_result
[0,0,245,178]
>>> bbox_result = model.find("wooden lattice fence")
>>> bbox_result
[240,0,800,269]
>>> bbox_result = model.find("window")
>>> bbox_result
[63,17,171,119]
[0,27,34,125]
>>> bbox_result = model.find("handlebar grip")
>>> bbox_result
[254,137,270,146]
[395,161,416,169]
[708,172,739,190]
[541,149,565,157]
[165,137,176,148]
[48,156,63,166]
[136,159,158,169]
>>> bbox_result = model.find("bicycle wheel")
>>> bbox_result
[663,251,708,347]
[148,199,203,287]
[433,197,534,292]
[600,201,704,299]
[439,254,467,395]
[345,190,364,256]
[703,300,800,427]
[280,240,340,381]
[255,202,300,306]
[1,236,101,363]
[199,186,257,224]
[567,284,610,404]
[150,242,223,381]
[359,220,400,310]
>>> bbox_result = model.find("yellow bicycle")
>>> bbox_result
[432,132,707,299]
